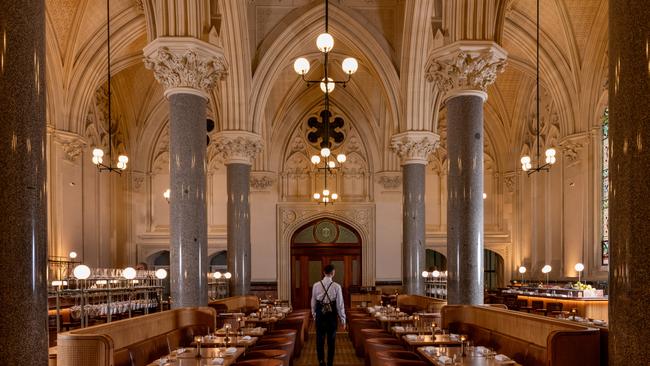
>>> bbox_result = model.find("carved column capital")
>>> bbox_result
[212,131,263,165]
[426,41,507,102]
[143,37,228,99]
[390,131,440,165]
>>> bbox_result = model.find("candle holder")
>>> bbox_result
[224,323,231,346]
[460,334,467,356]
[194,336,202,358]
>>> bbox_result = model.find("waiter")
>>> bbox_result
[311,264,346,366]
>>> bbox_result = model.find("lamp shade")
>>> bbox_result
[320,147,331,157]
[69,251,78,259]
[313,192,321,200]
[545,148,556,164]
[432,270,441,278]
[421,271,429,278]
[336,153,346,163]
[224,272,232,279]
[293,57,310,75]
[574,263,584,272]
[323,189,330,196]
[331,193,338,200]
[518,266,527,274]
[123,267,137,280]
[155,268,168,279]
[541,265,552,274]
[316,33,334,52]
[311,155,321,164]
[341,57,358,74]
[73,264,91,280]
[213,271,222,279]
[320,77,335,93]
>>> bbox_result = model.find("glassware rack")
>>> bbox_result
[48,268,164,332]
[424,272,447,300]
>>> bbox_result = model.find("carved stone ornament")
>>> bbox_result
[426,41,507,101]
[390,131,440,165]
[53,130,87,163]
[212,131,263,165]
[250,172,276,191]
[376,172,402,190]
[559,133,589,164]
[143,37,228,98]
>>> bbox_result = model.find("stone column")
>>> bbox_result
[214,132,263,296]
[426,41,506,304]
[608,1,650,364]
[144,38,228,307]
[391,132,440,295]
[0,1,48,364]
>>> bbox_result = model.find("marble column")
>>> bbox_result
[214,132,263,296]
[426,41,506,304]
[0,1,48,364]
[608,1,650,364]
[446,95,485,304]
[391,131,440,295]
[144,38,228,307]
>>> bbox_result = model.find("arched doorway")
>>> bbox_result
[484,249,504,290]
[209,250,227,273]
[425,249,447,271]
[291,218,362,309]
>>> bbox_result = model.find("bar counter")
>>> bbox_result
[516,295,608,322]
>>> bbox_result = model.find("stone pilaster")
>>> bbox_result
[144,37,227,308]
[426,41,506,305]
[213,131,263,295]
[391,131,439,295]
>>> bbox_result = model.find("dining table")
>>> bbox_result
[417,346,521,365]
[191,335,258,348]
[146,347,245,366]
[401,334,463,350]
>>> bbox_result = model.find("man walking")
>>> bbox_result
[311,264,346,366]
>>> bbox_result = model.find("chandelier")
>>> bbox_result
[293,0,358,204]
[91,0,128,173]
[520,0,555,174]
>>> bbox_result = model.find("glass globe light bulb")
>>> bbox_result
[323,189,330,196]
[328,161,336,168]
[293,57,310,75]
[316,33,334,52]
[213,272,222,279]
[320,77,335,93]
[117,161,126,170]
[69,251,77,259]
[336,153,346,163]
[93,148,104,158]
[224,272,232,279]
[92,156,102,165]
[341,57,359,74]
[432,270,441,278]
[313,193,321,200]
[518,266,527,274]
[323,197,330,203]
[483,193,487,199]
[331,193,338,200]
[542,265,552,274]
[118,155,129,163]
[155,268,167,279]
[123,267,137,280]
[163,189,170,200]
[311,155,321,165]
[320,147,331,157]
[73,264,91,280]
[521,156,531,164]
[421,271,429,278]
[574,263,584,272]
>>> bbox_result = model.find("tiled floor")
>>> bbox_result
[295,331,364,366]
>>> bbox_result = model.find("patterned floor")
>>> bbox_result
[295,330,364,366]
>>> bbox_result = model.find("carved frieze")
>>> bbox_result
[250,172,276,191]
[375,172,402,190]
[426,41,507,101]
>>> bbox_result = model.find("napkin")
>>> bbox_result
[225,347,238,354]
[405,334,417,340]
[424,346,435,354]
[393,326,405,332]
[495,354,511,361]
[449,334,459,341]
[242,336,252,341]
[438,355,452,364]
[175,348,186,354]
[211,358,224,365]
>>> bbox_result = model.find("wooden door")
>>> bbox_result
[291,219,362,309]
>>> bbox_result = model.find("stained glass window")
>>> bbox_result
[602,108,609,265]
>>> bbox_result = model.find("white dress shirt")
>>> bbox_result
[310,275,346,325]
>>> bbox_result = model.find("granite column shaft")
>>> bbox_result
[227,163,251,296]
[0,1,48,363]
[169,93,208,308]
[402,163,426,295]
[608,0,650,363]
[446,95,484,305]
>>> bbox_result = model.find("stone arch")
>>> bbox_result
[276,203,375,301]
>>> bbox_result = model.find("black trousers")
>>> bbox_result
[316,313,338,366]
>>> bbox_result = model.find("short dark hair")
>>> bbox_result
[323,264,335,275]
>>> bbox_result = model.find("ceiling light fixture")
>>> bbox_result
[91,0,128,173]
[294,0,358,205]
[520,0,555,174]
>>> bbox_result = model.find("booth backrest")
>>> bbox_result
[57,307,216,366]
[396,295,446,313]
[209,296,260,313]
[441,305,600,366]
